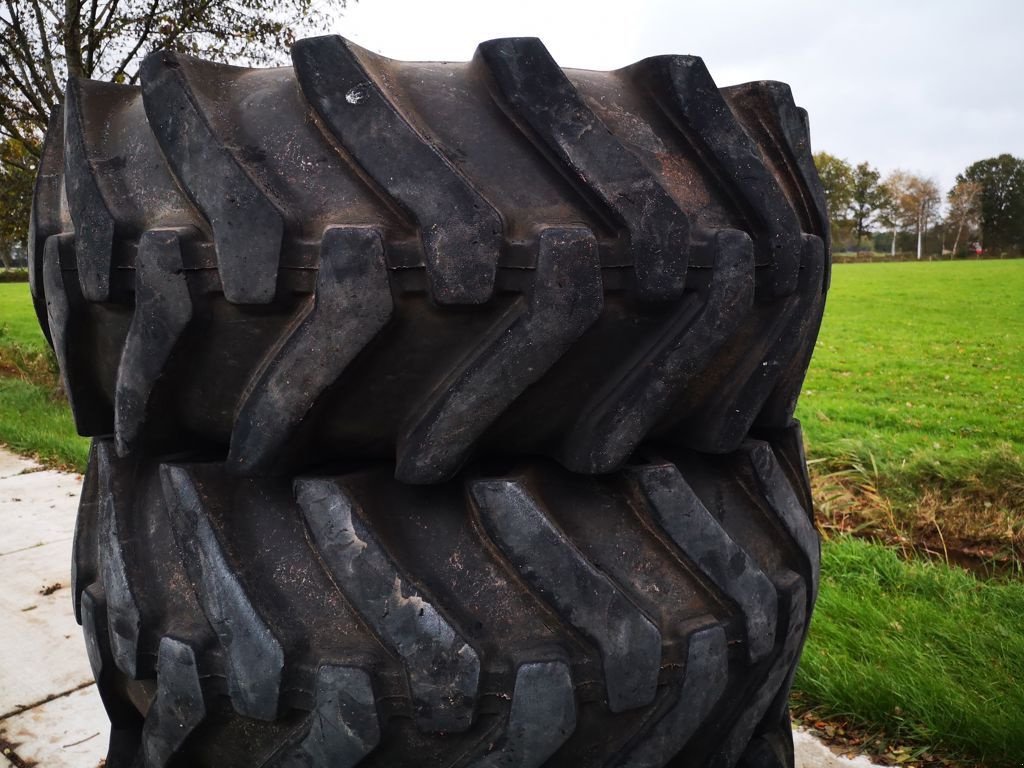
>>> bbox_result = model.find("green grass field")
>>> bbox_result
[0,282,89,470]
[796,537,1024,766]
[797,260,1024,496]
[0,282,47,348]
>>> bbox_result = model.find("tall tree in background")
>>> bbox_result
[947,179,982,256]
[0,0,328,248]
[812,152,854,223]
[0,137,34,263]
[848,162,884,251]
[957,154,1024,253]
[902,175,940,260]
[880,170,911,256]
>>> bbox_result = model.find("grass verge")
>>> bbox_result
[796,260,1024,559]
[795,536,1024,767]
[0,282,89,471]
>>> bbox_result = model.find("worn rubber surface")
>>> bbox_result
[32,35,829,482]
[74,427,818,768]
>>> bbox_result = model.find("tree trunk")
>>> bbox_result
[916,215,923,260]
[891,226,897,257]
[64,0,84,79]
[951,221,964,258]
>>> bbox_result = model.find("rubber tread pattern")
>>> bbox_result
[293,35,502,305]
[681,235,824,453]
[42,234,111,435]
[634,57,802,297]
[63,78,116,302]
[396,226,603,483]
[95,442,143,678]
[139,51,283,304]
[468,661,576,768]
[268,665,380,768]
[81,587,145,766]
[714,577,807,768]
[28,105,64,345]
[611,624,728,768]
[628,463,777,662]
[476,37,690,300]
[115,230,193,457]
[229,227,393,475]
[562,229,754,473]
[295,477,481,733]
[720,83,831,290]
[141,637,206,768]
[159,464,285,720]
[470,478,661,713]
[72,442,100,624]
[744,441,821,603]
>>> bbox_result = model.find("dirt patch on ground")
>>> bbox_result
[812,471,1022,578]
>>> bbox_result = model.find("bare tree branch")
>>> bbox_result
[109,0,160,82]
[28,0,63,96]
[4,0,57,107]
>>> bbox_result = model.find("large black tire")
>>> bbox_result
[31,34,828,482]
[35,35,830,767]
[75,427,818,768]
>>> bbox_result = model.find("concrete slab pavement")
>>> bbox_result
[0,446,880,768]
[0,454,105,768]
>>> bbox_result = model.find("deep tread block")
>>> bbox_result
[229,227,393,475]
[757,235,828,429]
[682,236,825,453]
[81,587,144,765]
[397,226,603,483]
[159,464,284,720]
[628,464,777,662]
[468,660,576,768]
[63,78,116,302]
[28,105,64,345]
[295,477,480,733]
[115,230,193,457]
[95,441,143,678]
[744,442,820,602]
[470,478,661,712]
[139,51,283,304]
[141,637,206,768]
[72,442,100,624]
[476,37,690,300]
[293,35,502,304]
[612,625,728,768]
[42,234,112,435]
[720,82,831,290]
[715,577,807,768]
[562,229,754,473]
[634,56,802,297]
[269,665,380,768]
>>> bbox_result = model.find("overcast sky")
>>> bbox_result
[332,0,1024,194]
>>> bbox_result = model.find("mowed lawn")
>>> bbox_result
[797,260,1024,497]
[0,282,89,470]
[0,282,47,348]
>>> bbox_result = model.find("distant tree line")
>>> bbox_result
[813,152,1024,259]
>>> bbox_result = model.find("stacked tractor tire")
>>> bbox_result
[30,35,830,768]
